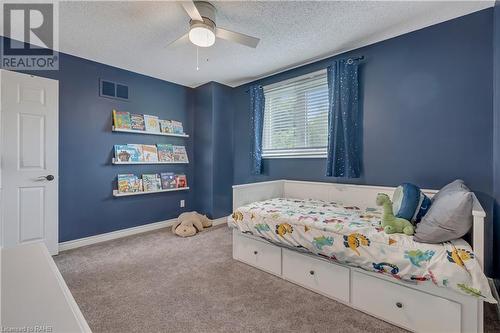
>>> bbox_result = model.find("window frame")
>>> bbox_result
[261,69,328,159]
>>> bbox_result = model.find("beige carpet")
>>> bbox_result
[55,225,500,333]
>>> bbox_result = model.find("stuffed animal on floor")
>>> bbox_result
[172,211,213,237]
[375,193,415,236]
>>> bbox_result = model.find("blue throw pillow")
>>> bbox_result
[392,183,432,223]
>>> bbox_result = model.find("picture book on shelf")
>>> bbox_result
[175,174,187,188]
[172,145,188,163]
[171,120,184,134]
[130,114,145,131]
[142,145,159,162]
[117,174,142,193]
[127,144,144,162]
[159,120,173,134]
[144,115,160,133]
[160,172,177,189]
[157,144,174,162]
[114,144,143,162]
[113,110,131,130]
[142,174,161,192]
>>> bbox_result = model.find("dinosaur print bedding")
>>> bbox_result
[228,197,496,303]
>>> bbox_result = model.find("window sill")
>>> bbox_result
[262,154,327,159]
[262,148,327,159]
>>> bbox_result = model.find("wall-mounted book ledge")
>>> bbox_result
[112,158,188,165]
[113,187,190,197]
[112,126,189,138]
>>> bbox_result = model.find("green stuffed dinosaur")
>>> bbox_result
[375,193,415,236]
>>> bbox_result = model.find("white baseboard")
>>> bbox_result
[58,216,227,252]
[211,216,228,227]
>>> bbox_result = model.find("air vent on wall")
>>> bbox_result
[100,79,129,101]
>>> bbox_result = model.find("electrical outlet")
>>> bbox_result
[180,200,185,208]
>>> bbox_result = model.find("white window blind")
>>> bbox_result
[262,69,329,158]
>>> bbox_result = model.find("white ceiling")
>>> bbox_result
[58,1,494,88]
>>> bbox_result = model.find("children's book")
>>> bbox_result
[117,174,142,193]
[142,174,161,192]
[117,174,133,193]
[172,145,189,163]
[114,144,143,162]
[142,145,159,162]
[157,144,174,162]
[171,120,184,134]
[113,110,132,130]
[160,172,177,189]
[130,114,145,131]
[144,115,160,133]
[127,144,143,162]
[175,174,187,188]
[114,145,134,162]
[159,120,173,134]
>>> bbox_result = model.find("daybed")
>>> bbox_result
[228,180,495,333]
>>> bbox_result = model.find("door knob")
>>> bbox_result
[38,175,54,181]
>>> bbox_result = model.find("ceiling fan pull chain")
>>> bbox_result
[196,47,200,71]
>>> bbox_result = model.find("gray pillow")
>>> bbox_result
[414,179,473,243]
[430,179,468,203]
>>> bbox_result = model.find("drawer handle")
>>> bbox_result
[396,302,403,309]
[253,251,258,255]
[309,270,315,275]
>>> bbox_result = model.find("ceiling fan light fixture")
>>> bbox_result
[189,23,215,47]
[172,1,260,49]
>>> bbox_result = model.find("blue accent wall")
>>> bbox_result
[2,37,195,242]
[193,82,234,218]
[493,1,500,280]
[231,9,496,275]
[212,83,234,218]
[193,83,214,216]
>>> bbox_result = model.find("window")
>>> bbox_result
[262,69,328,158]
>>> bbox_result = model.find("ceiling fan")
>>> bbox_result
[170,1,260,48]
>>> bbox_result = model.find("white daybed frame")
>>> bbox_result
[231,180,487,333]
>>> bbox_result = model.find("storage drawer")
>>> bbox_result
[282,249,350,302]
[233,231,281,276]
[352,271,461,333]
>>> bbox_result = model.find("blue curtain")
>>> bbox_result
[250,85,265,174]
[326,59,361,178]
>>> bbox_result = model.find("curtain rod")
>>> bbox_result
[245,55,364,92]
[347,55,364,64]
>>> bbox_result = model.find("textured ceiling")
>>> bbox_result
[58,1,493,88]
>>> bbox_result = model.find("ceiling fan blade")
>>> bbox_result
[181,1,203,22]
[215,28,260,48]
[167,33,189,47]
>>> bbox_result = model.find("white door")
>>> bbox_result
[1,70,59,254]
